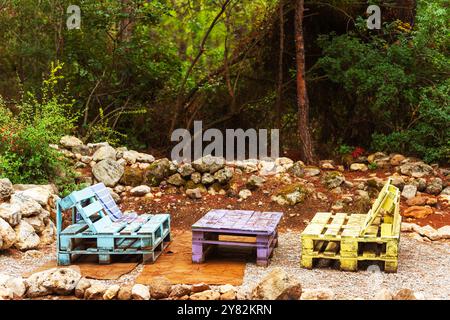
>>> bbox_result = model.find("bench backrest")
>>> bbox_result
[360,178,400,236]
[90,183,123,221]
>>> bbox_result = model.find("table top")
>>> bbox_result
[192,209,283,234]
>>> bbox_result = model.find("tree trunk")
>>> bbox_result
[275,0,284,130]
[294,0,314,164]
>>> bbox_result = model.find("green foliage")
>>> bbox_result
[368,163,378,171]
[317,0,450,163]
[0,63,80,190]
[337,144,353,156]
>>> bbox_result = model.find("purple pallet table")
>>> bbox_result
[192,210,283,267]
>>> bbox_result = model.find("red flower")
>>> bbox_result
[352,147,365,159]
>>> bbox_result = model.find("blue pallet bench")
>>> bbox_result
[56,185,171,266]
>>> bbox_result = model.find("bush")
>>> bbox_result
[0,62,80,190]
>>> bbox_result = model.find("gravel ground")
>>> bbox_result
[1,232,449,300]
[242,232,450,300]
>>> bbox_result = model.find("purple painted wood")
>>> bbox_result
[192,210,283,266]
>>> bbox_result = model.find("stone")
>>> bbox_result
[252,268,302,300]
[40,220,57,245]
[393,289,417,300]
[219,284,236,294]
[300,289,335,300]
[0,178,13,200]
[246,175,266,190]
[186,188,202,199]
[169,284,192,298]
[23,215,45,233]
[146,158,171,187]
[304,166,321,177]
[19,187,51,206]
[402,206,434,219]
[441,186,450,196]
[0,276,26,298]
[60,136,83,148]
[401,222,419,233]
[92,159,124,187]
[438,195,450,209]
[0,203,21,226]
[136,153,155,164]
[220,290,237,300]
[402,185,417,200]
[84,283,106,300]
[167,173,186,187]
[406,196,428,207]
[201,173,215,185]
[390,175,406,190]
[214,168,233,184]
[9,194,41,217]
[130,185,151,197]
[192,155,225,174]
[322,171,345,189]
[103,284,120,300]
[41,268,82,296]
[350,163,368,172]
[190,290,220,301]
[191,283,210,293]
[288,161,305,178]
[177,163,195,177]
[0,287,13,300]
[108,189,121,204]
[238,189,252,200]
[122,150,139,164]
[149,276,172,299]
[26,268,81,297]
[418,225,440,241]
[390,154,406,166]
[374,288,393,300]
[117,285,133,300]
[426,178,443,195]
[400,162,433,178]
[92,145,117,162]
[437,226,450,239]
[272,183,308,206]
[120,167,145,187]
[132,284,150,300]
[75,278,91,298]
[320,160,335,170]
[191,172,202,184]
[14,221,40,251]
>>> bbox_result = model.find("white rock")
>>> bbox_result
[40,220,57,245]
[0,203,22,226]
[18,187,51,206]
[437,226,450,239]
[417,225,441,241]
[132,284,150,300]
[301,288,335,300]
[10,194,42,217]
[103,284,121,300]
[92,159,124,187]
[0,217,17,250]
[239,189,252,200]
[0,178,13,200]
[136,153,155,164]
[23,215,46,234]
[0,286,13,300]
[27,268,81,297]
[60,136,83,148]
[122,150,140,164]
[350,163,368,172]
[402,185,417,200]
[92,145,117,162]
[130,185,151,197]
[374,288,393,300]
[14,221,40,251]
[0,276,26,298]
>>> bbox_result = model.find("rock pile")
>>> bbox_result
[0,180,57,251]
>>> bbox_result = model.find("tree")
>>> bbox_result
[294,0,314,164]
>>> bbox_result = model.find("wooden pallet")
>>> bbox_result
[301,179,401,273]
[58,214,171,265]
[192,210,283,267]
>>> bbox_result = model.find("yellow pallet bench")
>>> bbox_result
[301,178,401,272]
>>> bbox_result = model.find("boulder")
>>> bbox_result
[40,220,57,245]
[130,185,151,197]
[26,268,81,297]
[418,225,440,241]
[300,288,335,300]
[304,166,321,177]
[406,196,428,207]
[167,173,186,187]
[437,226,450,239]
[402,185,417,200]
[441,186,450,196]
[84,283,106,300]
[272,183,308,206]
[390,175,406,190]
[322,171,345,189]
[146,158,171,187]
[426,178,443,195]
[400,162,434,178]
[402,206,434,219]
[246,175,266,190]
[190,290,220,301]
[214,168,233,184]
[122,150,139,164]
[390,154,406,166]
[14,221,40,251]
[103,284,120,300]
[0,287,13,300]
[288,162,305,178]
[120,167,145,187]
[201,173,215,185]
[136,153,155,164]
[75,278,91,298]
[92,145,117,162]
[149,276,172,300]
[191,283,210,293]
[0,203,21,226]
[92,159,124,187]
[60,136,83,148]
[10,194,41,217]
[0,275,26,298]
[177,163,195,177]
[191,172,202,184]
[23,215,45,234]
[252,268,302,300]
[117,285,133,300]
[18,187,51,206]
[0,178,13,200]
[132,284,150,300]
[192,155,225,174]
